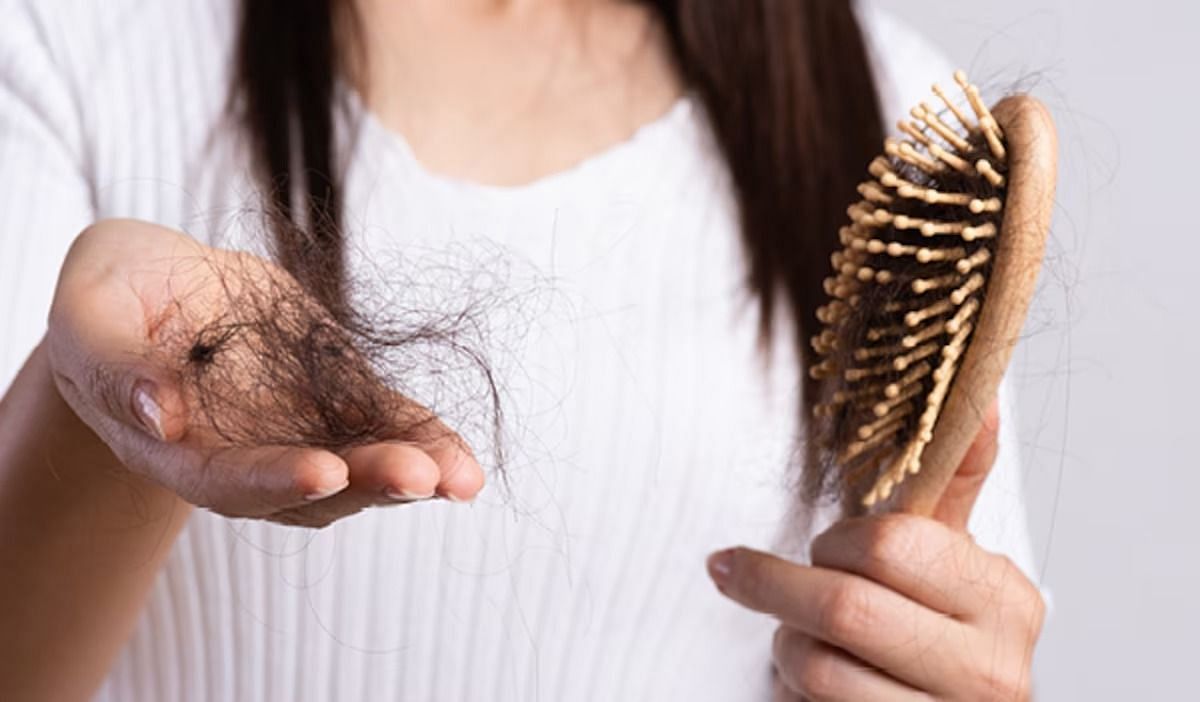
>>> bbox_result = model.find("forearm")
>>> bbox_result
[0,341,191,701]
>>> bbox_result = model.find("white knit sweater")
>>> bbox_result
[0,1,1037,699]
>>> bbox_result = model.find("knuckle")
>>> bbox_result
[770,626,792,667]
[793,644,842,700]
[174,451,216,504]
[1017,570,1044,610]
[396,454,441,495]
[290,453,345,497]
[994,553,1020,577]
[993,555,1045,624]
[820,581,873,643]
[862,514,924,566]
[976,667,1030,702]
[967,636,1035,702]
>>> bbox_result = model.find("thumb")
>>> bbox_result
[124,374,188,442]
[47,220,202,445]
[48,305,189,445]
[931,398,1001,531]
[55,350,190,445]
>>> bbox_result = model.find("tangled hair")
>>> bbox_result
[221,1,885,494]
[148,223,507,468]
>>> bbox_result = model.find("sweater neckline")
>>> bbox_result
[344,87,696,202]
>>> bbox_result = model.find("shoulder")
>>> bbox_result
[1,0,244,224]
[1,0,239,134]
[855,3,958,123]
[1,0,237,70]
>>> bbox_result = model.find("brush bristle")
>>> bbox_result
[810,71,1010,507]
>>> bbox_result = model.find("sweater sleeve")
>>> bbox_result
[0,1,96,393]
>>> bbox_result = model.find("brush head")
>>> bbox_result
[808,73,1056,512]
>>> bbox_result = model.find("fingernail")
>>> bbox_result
[305,480,349,502]
[707,549,735,586]
[132,382,165,440]
[385,488,434,501]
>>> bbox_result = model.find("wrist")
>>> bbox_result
[0,338,191,702]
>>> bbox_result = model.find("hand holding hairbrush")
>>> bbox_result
[707,73,1054,700]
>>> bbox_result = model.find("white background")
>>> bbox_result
[870,1,1200,698]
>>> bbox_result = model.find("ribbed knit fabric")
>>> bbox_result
[0,2,1038,700]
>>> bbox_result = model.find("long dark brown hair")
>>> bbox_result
[233,0,884,464]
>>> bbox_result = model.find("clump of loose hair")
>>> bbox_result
[145,233,507,470]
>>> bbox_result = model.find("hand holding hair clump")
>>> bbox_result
[47,219,489,527]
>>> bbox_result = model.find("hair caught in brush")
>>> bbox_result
[807,72,1024,513]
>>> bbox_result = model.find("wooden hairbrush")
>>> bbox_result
[808,71,1057,514]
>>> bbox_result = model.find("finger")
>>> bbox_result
[267,443,446,527]
[165,445,350,517]
[429,439,484,501]
[933,398,1000,531]
[343,442,441,500]
[707,547,968,691]
[398,410,484,501]
[772,627,928,702]
[771,669,803,702]
[810,513,998,617]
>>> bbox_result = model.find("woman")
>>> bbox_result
[0,1,1045,699]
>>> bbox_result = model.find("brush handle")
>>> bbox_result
[895,96,1058,516]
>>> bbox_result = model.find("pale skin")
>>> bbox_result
[710,402,1046,701]
[0,1,1043,699]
